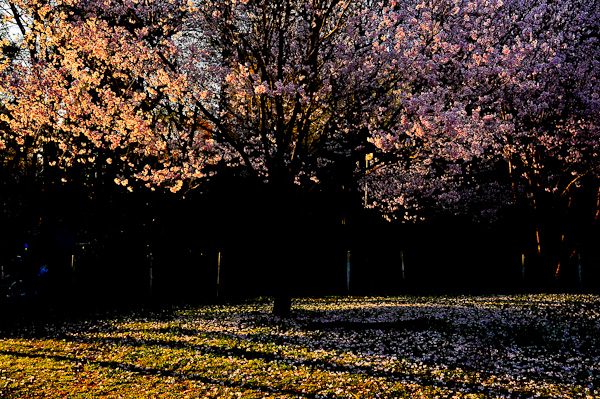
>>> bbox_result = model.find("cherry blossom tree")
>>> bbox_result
[0,0,410,313]
[498,0,600,283]
[362,0,600,283]
[1,0,598,309]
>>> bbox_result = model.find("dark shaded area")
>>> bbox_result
[0,349,326,398]
[305,317,450,331]
[2,162,600,319]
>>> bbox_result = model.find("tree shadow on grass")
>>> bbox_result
[50,327,526,397]
[0,342,514,399]
[2,302,599,397]
[0,349,325,398]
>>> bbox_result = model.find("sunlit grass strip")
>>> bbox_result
[0,352,285,398]
[0,339,448,398]
[60,326,592,398]
[0,353,463,399]
[0,334,588,398]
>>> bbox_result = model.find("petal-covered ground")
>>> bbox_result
[0,294,598,398]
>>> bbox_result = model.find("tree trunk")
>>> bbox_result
[263,180,304,317]
[272,294,292,317]
[270,237,294,317]
[269,222,296,317]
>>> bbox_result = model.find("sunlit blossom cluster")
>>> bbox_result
[0,0,598,215]
[0,0,219,193]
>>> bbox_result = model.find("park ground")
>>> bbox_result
[0,294,599,398]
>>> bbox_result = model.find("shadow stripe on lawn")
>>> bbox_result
[0,346,553,399]
[0,349,325,398]
[53,334,525,398]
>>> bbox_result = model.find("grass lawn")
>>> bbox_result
[0,294,599,398]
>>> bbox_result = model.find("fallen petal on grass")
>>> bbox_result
[0,294,598,398]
